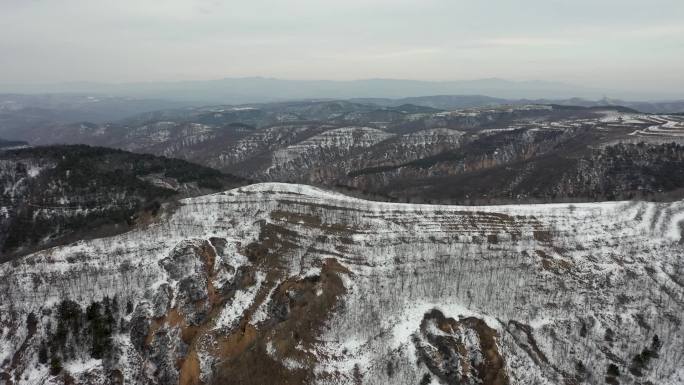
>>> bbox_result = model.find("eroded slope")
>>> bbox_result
[1,183,683,385]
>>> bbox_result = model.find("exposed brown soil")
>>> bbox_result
[178,350,201,385]
[144,217,352,385]
[210,258,350,385]
[415,309,509,385]
[270,210,362,234]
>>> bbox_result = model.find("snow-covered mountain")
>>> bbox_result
[8,102,684,204]
[0,145,246,260]
[1,183,683,385]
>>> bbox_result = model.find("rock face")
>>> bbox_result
[414,309,508,385]
[1,183,683,385]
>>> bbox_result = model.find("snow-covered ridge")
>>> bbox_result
[267,127,395,176]
[1,183,683,385]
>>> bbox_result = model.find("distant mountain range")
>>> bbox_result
[353,95,684,114]
[5,99,684,205]
[0,93,192,122]
[4,77,682,104]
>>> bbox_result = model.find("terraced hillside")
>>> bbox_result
[1,183,682,385]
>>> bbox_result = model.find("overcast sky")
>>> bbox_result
[1,0,683,93]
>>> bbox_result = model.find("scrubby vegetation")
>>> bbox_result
[0,145,247,260]
[43,297,120,373]
[364,142,684,204]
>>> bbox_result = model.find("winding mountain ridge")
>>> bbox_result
[99,104,684,204]
[353,95,684,114]
[1,183,683,385]
[3,100,684,205]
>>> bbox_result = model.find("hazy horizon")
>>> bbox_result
[0,75,583,88]
[2,0,683,97]
[3,76,683,103]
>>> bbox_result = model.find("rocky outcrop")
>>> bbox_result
[414,309,508,385]
[1,183,683,384]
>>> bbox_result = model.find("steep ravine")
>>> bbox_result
[1,183,683,385]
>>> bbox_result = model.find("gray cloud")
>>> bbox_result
[1,0,682,95]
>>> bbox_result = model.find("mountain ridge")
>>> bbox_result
[0,145,248,260]
[6,77,679,104]
[1,182,683,384]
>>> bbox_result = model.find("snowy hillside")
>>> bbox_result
[0,145,246,260]
[7,101,684,204]
[1,183,683,385]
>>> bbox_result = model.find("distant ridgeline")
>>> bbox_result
[0,138,28,149]
[0,145,248,261]
[2,102,684,209]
